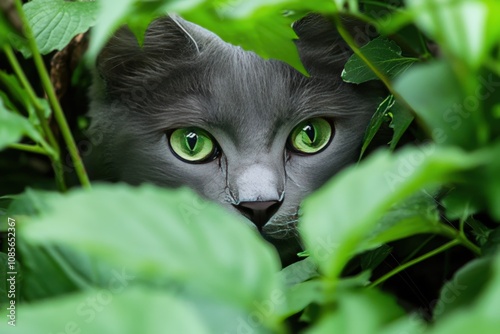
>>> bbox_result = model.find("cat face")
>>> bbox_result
[87,15,379,264]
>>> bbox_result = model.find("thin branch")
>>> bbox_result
[13,0,91,189]
[8,143,49,155]
[370,240,460,288]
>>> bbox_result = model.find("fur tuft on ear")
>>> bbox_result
[293,14,376,77]
[94,15,222,98]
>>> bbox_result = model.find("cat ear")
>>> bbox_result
[293,14,375,77]
[95,15,220,95]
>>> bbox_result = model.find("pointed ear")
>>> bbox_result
[95,15,220,96]
[293,14,376,77]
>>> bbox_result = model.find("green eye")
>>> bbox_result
[289,118,332,154]
[169,128,217,162]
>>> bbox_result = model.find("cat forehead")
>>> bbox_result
[149,47,343,139]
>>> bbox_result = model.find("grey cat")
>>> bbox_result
[86,14,381,265]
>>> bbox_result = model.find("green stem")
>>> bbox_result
[333,16,417,116]
[370,240,460,288]
[3,45,59,155]
[439,224,481,256]
[8,143,49,155]
[3,44,66,191]
[13,0,91,189]
[416,32,432,60]
[400,235,436,264]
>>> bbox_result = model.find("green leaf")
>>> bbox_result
[388,100,414,149]
[360,244,392,271]
[442,189,479,221]
[443,142,500,221]
[280,258,319,287]
[0,72,52,126]
[482,227,500,257]
[183,9,308,74]
[278,280,325,318]
[358,191,442,252]
[226,0,337,17]
[407,0,497,68]
[86,0,136,61]
[342,37,418,84]
[0,8,17,48]
[0,287,209,334]
[394,61,482,150]
[306,289,405,334]
[21,184,281,321]
[428,254,500,334]
[0,252,21,306]
[87,0,340,74]
[0,97,46,151]
[433,257,493,320]
[360,94,393,159]
[16,241,115,301]
[300,146,480,280]
[18,0,98,57]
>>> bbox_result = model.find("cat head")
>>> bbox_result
[86,14,381,265]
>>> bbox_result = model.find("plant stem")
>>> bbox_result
[13,0,91,189]
[369,239,460,288]
[3,45,59,156]
[400,234,436,264]
[416,32,432,59]
[8,143,49,155]
[439,224,481,256]
[333,16,417,117]
[3,44,66,191]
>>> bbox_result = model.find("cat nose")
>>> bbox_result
[234,200,282,230]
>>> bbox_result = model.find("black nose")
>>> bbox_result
[234,201,282,230]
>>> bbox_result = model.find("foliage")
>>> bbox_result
[1,0,500,333]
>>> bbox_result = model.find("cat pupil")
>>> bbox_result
[186,132,198,151]
[303,124,315,143]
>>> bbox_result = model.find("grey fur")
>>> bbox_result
[87,15,381,264]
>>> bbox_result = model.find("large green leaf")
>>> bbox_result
[87,0,339,74]
[428,254,500,334]
[306,289,405,334]
[433,257,493,320]
[342,37,418,84]
[0,252,21,306]
[407,0,499,69]
[358,191,442,252]
[21,184,281,324]
[0,97,48,151]
[394,61,485,150]
[0,287,209,334]
[0,7,17,48]
[300,146,481,280]
[18,0,98,57]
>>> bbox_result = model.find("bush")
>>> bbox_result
[1,0,500,333]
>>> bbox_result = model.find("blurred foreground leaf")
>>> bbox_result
[21,184,281,331]
[300,146,481,280]
[0,287,209,334]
